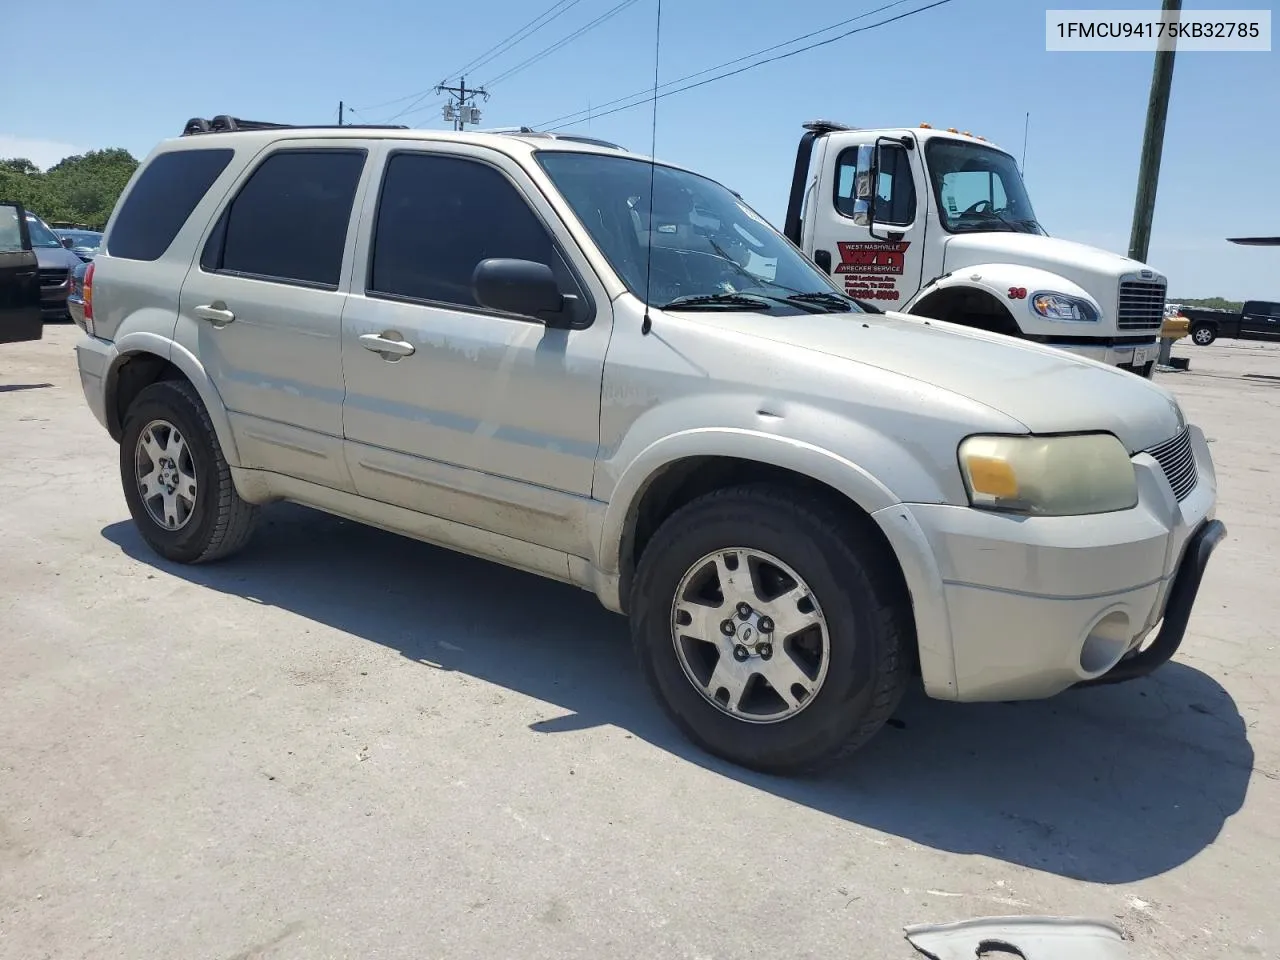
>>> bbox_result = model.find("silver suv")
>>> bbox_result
[76,117,1224,773]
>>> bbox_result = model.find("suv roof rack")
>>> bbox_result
[494,126,626,151]
[181,115,409,136]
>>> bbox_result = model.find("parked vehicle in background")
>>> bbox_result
[55,228,104,262]
[67,259,90,330]
[74,116,1223,773]
[1181,301,1280,345]
[0,201,43,344]
[785,121,1166,377]
[25,211,81,320]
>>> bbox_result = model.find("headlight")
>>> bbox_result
[1031,292,1098,321]
[958,434,1137,516]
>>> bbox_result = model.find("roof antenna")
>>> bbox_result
[640,0,662,336]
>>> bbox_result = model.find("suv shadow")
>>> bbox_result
[102,502,1253,885]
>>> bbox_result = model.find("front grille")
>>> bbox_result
[38,267,68,287]
[1118,279,1166,330]
[1145,428,1197,501]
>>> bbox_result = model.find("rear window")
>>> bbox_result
[203,149,365,288]
[107,148,234,261]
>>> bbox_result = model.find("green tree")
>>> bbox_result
[0,148,138,229]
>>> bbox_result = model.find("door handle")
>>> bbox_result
[359,332,415,359]
[194,302,236,325]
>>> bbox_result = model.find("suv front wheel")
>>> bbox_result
[629,485,910,773]
[119,379,258,563]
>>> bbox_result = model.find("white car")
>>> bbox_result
[74,116,1224,773]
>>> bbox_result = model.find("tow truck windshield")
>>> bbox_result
[926,139,1045,236]
[538,151,863,314]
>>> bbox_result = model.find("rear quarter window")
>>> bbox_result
[107,148,234,261]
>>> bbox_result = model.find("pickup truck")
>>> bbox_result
[1181,301,1280,345]
[1,201,43,345]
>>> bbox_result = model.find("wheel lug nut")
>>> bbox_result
[758,643,773,660]
[720,619,736,636]
[758,616,774,633]
[736,602,752,620]
[733,645,750,662]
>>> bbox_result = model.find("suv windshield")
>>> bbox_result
[25,215,64,248]
[925,140,1044,236]
[537,151,862,313]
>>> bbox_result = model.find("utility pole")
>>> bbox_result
[435,77,490,131]
[1128,0,1181,365]
[338,101,344,126]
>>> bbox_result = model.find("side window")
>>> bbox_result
[108,148,234,261]
[835,145,917,227]
[0,203,28,253]
[204,149,365,288]
[368,152,568,311]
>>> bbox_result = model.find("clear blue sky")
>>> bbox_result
[4,0,1275,297]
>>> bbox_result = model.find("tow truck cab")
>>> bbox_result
[784,121,1165,377]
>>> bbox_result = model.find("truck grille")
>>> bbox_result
[1118,279,1166,329]
[1145,428,1197,501]
[38,267,69,287]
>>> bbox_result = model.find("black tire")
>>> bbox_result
[1191,324,1216,346]
[119,379,258,564]
[629,484,911,774]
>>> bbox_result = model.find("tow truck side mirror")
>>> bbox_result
[850,144,875,226]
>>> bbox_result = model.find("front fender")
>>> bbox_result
[907,263,1103,336]
[106,333,242,468]
[598,427,902,579]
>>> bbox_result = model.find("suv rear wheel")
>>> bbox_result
[119,379,257,563]
[629,484,910,773]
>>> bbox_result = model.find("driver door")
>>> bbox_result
[0,202,42,345]
[810,134,927,307]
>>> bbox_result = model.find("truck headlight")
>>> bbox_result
[1031,292,1098,321]
[958,434,1137,516]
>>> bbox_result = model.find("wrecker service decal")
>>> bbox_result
[835,240,911,302]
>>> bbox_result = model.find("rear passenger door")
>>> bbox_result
[1241,301,1280,339]
[340,144,611,557]
[0,202,42,345]
[177,143,373,491]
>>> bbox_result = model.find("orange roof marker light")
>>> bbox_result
[946,127,959,133]
[919,122,933,128]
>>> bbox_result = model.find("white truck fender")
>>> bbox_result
[906,262,1103,326]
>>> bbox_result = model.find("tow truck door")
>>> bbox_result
[810,131,927,308]
[0,201,43,345]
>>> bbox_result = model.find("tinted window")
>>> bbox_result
[369,153,559,308]
[836,145,916,227]
[0,204,27,253]
[209,149,365,287]
[1245,301,1280,317]
[109,148,233,261]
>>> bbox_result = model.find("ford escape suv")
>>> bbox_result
[75,116,1225,773]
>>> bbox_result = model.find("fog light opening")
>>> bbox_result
[1080,611,1131,675]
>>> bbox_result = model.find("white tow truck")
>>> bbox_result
[783,121,1166,377]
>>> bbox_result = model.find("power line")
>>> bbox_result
[448,0,589,80]
[350,0,585,122]
[537,0,921,130]
[540,0,958,129]
[483,0,643,88]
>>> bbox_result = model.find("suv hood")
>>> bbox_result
[34,246,82,270]
[698,309,1183,453]
[943,232,1162,283]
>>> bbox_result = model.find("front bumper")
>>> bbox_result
[40,289,70,320]
[1064,340,1160,375]
[873,425,1221,701]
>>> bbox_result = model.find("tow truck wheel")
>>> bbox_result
[1191,324,1216,346]
[628,484,910,774]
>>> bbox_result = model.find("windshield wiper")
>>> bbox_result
[660,293,774,311]
[1012,217,1047,235]
[954,210,1018,232]
[785,292,855,313]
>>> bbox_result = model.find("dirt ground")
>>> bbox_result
[1,326,1276,960]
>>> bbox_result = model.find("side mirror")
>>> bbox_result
[851,144,875,226]
[61,236,75,248]
[473,258,570,325]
